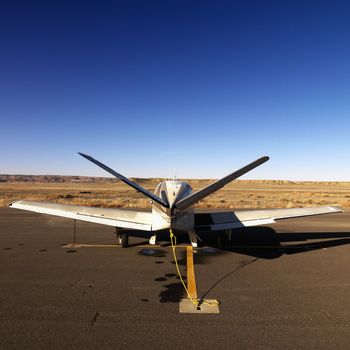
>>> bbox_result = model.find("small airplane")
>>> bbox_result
[10,153,341,247]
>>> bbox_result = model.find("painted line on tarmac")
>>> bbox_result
[62,243,121,248]
[61,243,189,249]
[224,244,316,249]
[62,243,311,250]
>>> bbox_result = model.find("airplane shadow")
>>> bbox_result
[157,227,350,303]
[199,227,350,259]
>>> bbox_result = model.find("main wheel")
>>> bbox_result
[118,233,129,248]
[217,232,227,248]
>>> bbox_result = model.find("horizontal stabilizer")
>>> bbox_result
[175,156,269,211]
[78,153,169,208]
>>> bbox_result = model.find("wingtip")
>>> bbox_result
[332,206,343,212]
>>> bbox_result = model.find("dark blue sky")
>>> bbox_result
[1,1,349,179]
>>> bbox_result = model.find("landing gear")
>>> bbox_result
[115,228,129,248]
[149,234,157,245]
[119,233,129,247]
[217,231,228,248]
[188,230,199,248]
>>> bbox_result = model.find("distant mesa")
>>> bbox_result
[0,175,116,183]
[0,174,166,183]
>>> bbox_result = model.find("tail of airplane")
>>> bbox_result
[79,152,269,212]
[174,156,269,211]
[78,153,170,208]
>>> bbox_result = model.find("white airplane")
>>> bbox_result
[10,153,341,247]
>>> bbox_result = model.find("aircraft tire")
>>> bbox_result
[217,232,227,248]
[119,233,129,248]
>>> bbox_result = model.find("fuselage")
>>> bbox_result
[151,180,194,231]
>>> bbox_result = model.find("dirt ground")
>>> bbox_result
[1,178,350,209]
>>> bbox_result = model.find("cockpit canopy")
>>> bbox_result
[154,180,192,207]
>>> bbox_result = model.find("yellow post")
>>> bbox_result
[186,246,197,299]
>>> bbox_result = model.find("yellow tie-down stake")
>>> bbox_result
[169,229,220,314]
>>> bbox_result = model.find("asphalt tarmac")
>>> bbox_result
[1,207,350,349]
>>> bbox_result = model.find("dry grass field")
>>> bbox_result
[1,176,350,209]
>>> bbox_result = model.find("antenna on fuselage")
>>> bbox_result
[172,165,177,195]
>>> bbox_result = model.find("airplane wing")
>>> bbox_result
[194,206,342,232]
[9,200,153,231]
